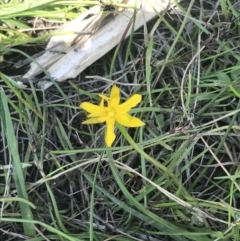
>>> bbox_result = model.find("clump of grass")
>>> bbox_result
[1,0,240,240]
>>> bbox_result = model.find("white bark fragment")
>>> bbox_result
[22,0,179,89]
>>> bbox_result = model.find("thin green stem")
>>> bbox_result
[116,123,189,197]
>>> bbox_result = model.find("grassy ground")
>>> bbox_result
[1,0,240,240]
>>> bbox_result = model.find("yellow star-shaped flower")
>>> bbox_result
[80,85,145,147]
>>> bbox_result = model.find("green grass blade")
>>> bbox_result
[0,88,36,236]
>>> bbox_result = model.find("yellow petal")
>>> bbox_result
[109,85,120,107]
[80,102,103,115]
[87,111,107,117]
[97,116,109,122]
[86,99,108,117]
[115,113,145,127]
[105,118,116,147]
[82,117,105,124]
[99,94,109,102]
[110,85,119,98]
[117,94,142,113]
[100,98,105,108]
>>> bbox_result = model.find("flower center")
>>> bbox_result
[107,108,115,118]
